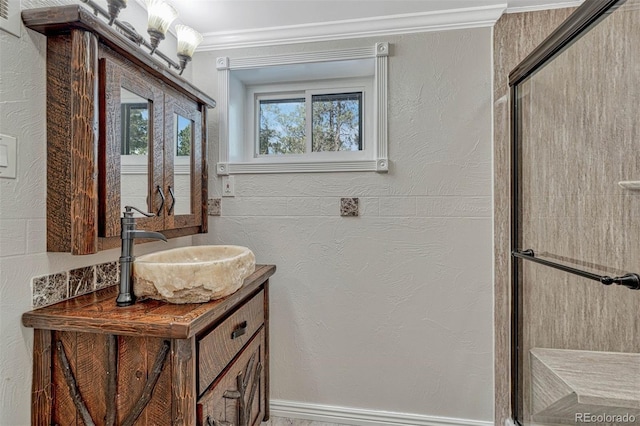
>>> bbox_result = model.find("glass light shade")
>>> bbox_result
[176,25,203,58]
[144,0,178,35]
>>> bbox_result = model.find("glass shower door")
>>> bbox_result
[510,0,640,424]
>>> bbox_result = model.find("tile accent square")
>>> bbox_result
[208,198,221,216]
[340,197,359,217]
[32,272,68,308]
[96,261,119,290]
[69,266,95,297]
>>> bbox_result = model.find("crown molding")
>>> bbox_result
[197,4,507,51]
[506,1,583,13]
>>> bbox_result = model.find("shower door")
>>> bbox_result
[510,0,640,424]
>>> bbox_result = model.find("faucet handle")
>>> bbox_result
[124,205,156,218]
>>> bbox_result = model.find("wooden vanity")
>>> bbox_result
[22,265,275,426]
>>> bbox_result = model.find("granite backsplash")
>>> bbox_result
[31,261,119,308]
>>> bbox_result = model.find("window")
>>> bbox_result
[216,42,389,174]
[311,92,362,153]
[242,77,372,167]
[255,91,363,157]
[258,96,306,155]
[258,92,364,156]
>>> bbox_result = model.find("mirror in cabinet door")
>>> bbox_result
[163,90,203,230]
[99,58,164,239]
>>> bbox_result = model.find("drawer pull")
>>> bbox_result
[206,416,214,426]
[231,321,248,339]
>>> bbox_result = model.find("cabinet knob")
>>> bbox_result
[231,321,248,339]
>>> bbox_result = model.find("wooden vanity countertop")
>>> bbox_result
[22,265,275,339]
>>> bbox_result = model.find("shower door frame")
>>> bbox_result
[508,0,626,423]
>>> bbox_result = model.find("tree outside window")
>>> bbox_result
[259,98,305,155]
[258,92,362,156]
[312,93,362,152]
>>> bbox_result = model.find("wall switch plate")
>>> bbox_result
[0,0,21,37]
[0,144,8,167]
[222,176,235,197]
[0,134,17,179]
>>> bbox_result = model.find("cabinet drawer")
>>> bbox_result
[197,329,266,426]
[198,290,264,393]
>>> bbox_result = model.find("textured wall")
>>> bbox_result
[492,8,576,425]
[0,2,184,424]
[192,29,494,421]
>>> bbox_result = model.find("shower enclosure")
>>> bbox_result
[509,0,640,424]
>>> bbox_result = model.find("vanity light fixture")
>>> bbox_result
[79,0,201,76]
[176,24,203,75]
[145,0,178,54]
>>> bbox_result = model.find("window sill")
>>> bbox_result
[216,159,388,175]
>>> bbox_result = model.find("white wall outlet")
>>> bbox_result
[222,175,235,197]
[0,134,17,179]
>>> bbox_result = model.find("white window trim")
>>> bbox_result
[216,42,389,175]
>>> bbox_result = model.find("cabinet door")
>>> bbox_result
[197,329,266,426]
[99,58,165,237]
[163,89,204,230]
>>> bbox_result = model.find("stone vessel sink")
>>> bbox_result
[133,245,256,304]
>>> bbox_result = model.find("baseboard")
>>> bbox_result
[270,400,493,426]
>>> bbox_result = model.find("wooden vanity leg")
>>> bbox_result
[172,338,196,426]
[32,329,53,426]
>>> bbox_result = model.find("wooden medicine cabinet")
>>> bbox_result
[22,5,216,255]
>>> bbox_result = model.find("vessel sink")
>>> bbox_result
[133,245,256,304]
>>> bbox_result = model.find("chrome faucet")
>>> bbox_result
[116,206,167,307]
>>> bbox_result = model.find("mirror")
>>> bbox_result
[173,113,193,215]
[98,59,165,240]
[120,88,151,218]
